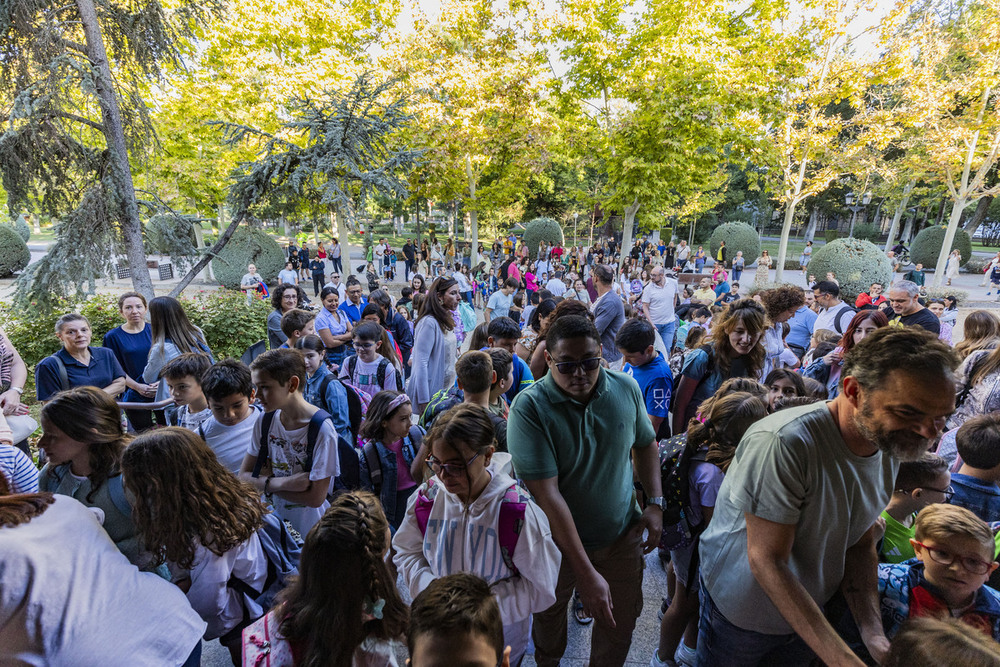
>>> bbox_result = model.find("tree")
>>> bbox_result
[1,0,219,308]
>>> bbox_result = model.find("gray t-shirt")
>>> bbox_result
[698,402,897,634]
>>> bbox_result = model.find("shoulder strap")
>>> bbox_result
[376,357,389,389]
[197,420,207,441]
[318,375,334,414]
[362,441,383,494]
[348,355,359,380]
[44,354,70,391]
[497,483,527,576]
[253,411,277,478]
[305,410,333,473]
[106,474,132,518]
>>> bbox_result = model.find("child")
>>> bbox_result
[487,317,534,406]
[361,304,404,372]
[408,573,511,667]
[160,352,214,431]
[122,427,268,662]
[394,404,561,666]
[397,305,414,337]
[293,335,352,445]
[340,322,403,397]
[618,317,674,439]
[242,492,408,666]
[358,390,423,529]
[878,504,1000,642]
[950,413,1000,522]
[37,387,146,568]
[0,411,38,493]
[199,358,262,474]
[884,616,1000,666]
[879,453,951,563]
[279,308,316,349]
[240,349,340,537]
[763,368,806,411]
[398,285,414,312]
[485,348,515,420]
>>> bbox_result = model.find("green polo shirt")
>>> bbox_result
[508,367,656,550]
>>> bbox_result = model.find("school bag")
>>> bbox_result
[252,409,360,493]
[227,511,301,613]
[413,477,528,576]
[360,425,425,495]
[315,374,369,448]
[346,354,402,393]
[658,434,709,560]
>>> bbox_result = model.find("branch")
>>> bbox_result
[58,37,90,56]
[168,211,244,297]
[50,110,104,133]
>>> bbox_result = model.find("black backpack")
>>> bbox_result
[253,409,360,491]
[658,434,709,560]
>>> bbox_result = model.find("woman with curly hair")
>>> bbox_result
[671,299,768,434]
[121,427,267,662]
[758,285,806,374]
[268,283,310,350]
[802,309,889,399]
[244,491,409,667]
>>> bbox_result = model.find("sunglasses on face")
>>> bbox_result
[552,357,602,375]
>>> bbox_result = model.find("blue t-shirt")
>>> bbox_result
[679,346,724,407]
[36,347,126,401]
[950,473,1000,523]
[505,354,534,406]
[338,298,368,323]
[102,326,152,402]
[787,305,818,351]
[623,352,674,420]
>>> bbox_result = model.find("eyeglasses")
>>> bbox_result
[354,342,375,349]
[425,452,481,477]
[913,541,993,575]
[331,274,340,278]
[912,485,955,501]
[552,357,602,375]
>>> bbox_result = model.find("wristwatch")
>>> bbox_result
[645,496,665,510]
[11,387,23,395]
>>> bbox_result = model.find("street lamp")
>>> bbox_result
[845,191,872,238]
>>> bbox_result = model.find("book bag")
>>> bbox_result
[346,355,400,393]
[413,477,527,576]
[458,302,477,332]
[360,425,424,495]
[316,375,368,448]
[658,434,709,556]
[418,387,464,429]
[42,466,132,518]
[253,409,359,490]
[227,512,300,613]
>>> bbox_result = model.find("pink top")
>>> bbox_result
[526,272,537,291]
[386,439,418,490]
[508,264,521,285]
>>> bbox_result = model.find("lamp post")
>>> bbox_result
[846,191,872,238]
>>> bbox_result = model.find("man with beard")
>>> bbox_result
[695,327,958,666]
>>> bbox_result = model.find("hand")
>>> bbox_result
[0,389,20,415]
[822,348,843,366]
[862,633,890,665]
[577,568,616,628]
[636,505,663,554]
[139,382,158,398]
[872,516,887,544]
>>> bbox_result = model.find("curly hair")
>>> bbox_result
[40,387,130,503]
[271,283,308,312]
[759,286,805,322]
[278,492,408,667]
[687,391,768,473]
[710,299,767,378]
[955,310,1000,361]
[120,427,265,569]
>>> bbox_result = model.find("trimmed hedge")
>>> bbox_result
[12,216,30,242]
[210,226,285,289]
[911,226,972,269]
[806,238,893,302]
[852,223,880,243]
[709,222,760,267]
[522,217,564,261]
[0,225,30,277]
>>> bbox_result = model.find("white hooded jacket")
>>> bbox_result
[393,466,561,662]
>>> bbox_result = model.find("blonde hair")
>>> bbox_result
[914,504,995,560]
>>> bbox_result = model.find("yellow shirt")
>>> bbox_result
[693,287,716,303]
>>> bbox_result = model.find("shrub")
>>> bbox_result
[924,287,968,304]
[12,216,30,242]
[852,223,880,243]
[965,258,990,274]
[183,290,271,360]
[911,226,972,269]
[78,293,127,344]
[210,226,285,289]
[824,229,839,243]
[522,217,564,260]
[0,225,30,277]
[807,238,893,303]
[709,222,760,267]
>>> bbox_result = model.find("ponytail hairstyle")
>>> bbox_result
[687,391,768,473]
[278,492,408,667]
[710,298,767,378]
[40,387,130,502]
[121,427,265,569]
[294,333,326,355]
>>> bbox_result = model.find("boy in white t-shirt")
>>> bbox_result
[198,358,262,473]
[239,349,340,537]
[339,321,402,397]
[161,353,213,431]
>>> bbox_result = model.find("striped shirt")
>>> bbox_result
[1,444,38,493]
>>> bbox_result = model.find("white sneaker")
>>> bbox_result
[675,642,698,667]
[649,650,679,667]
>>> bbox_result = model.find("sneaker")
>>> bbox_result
[649,650,679,667]
[675,642,697,667]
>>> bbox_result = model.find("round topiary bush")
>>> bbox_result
[210,226,285,290]
[807,238,893,303]
[12,215,30,242]
[0,225,30,277]
[911,226,972,269]
[709,222,761,267]
[522,217,564,260]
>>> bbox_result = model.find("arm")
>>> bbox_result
[409,319,435,406]
[102,377,127,397]
[745,513,865,667]
[0,331,28,414]
[632,439,663,553]
[391,490,438,597]
[841,524,890,663]
[528,341,548,379]
[267,312,288,347]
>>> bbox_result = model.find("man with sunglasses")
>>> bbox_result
[508,315,662,667]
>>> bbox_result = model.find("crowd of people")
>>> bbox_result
[5,232,1000,667]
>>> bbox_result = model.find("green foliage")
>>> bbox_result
[852,223,880,243]
[211,226,285,289]
[11,216,30,242]
[522,217,565,260]
[0,225,30,277]
[0,302,67,373]
[807,238,893,302]
[965,258,990,274]
[709,222,761,268]
[924,287,967,304]
[184,290,271,360]
[911,226,972,269]
[145,213,200,270]
[77,294,128,343]
[824,229,839,243]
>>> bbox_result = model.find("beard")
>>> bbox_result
[853,410,932,462]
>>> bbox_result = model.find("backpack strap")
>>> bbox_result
[348,355,359,381]
[305,410,333,473]
[252,411,277,478]
[197,420,206,441]
[497,483,527,576]
[362,441,383,495]
[405,425,424,463]
[318,375,334,414]
[414,478,440,536]
[106,474,132,519]
[376,358,389,390]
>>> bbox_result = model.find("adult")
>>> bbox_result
[103,292,158,431]
[369,289,414,365]
[671,299,767,434]
[277,261,298,286]
[528,300,594,381]
[927,299,953,345]
[854,282,887,310]
[696,327,958,666]
[641,266,679,350]
[692,277,716,304]
[785,289,818,359]
[485,278,518,323]
[759,286,806,374]
[945,248,962,286]
[802,310,889,399]
[408,277,461,414]
[36,314,125,402]
[731,251,745,283]
[402,239,416,281]
[715,240,727,268]
[507,315,662,667]
[676,241,691,271]
[546,272,567,297]
[314,286,353,367]
[338,277,368,323]
[329,237,343,275]
[0,328,36,450]
[565,278,592,307]
[141,296,215,404]
[754,250,772,285]
[239,263,264,304]
[517,299,556,362]
[799,240,813,274]
[297,244,310,281]
[812,280,856,335]
[267,283,308,350]
[591,264,626,370]
[453,264,474,306]
[887,280,940,334]
[323,270,346,301]
[308,251,326,297]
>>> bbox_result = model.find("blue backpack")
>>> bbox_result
[227,512,300,612]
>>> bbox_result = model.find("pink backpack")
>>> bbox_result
[413,478,527,575]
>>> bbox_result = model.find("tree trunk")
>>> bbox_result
[334,207,352,275]
[963,195,994,235]
[884,181,915,252]
[775,203,799,283]
[465,155,478,270]
[932,197,970,287]
[619,198,640,270]
[803,207,819,243]
[170,214,244,296]
[900,209,916,244]
[77,0,153,300]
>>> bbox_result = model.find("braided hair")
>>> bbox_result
[687,391,769,473]
[277,492,407,667]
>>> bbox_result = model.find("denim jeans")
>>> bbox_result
[696,583,815,666]
[654,320,677,351]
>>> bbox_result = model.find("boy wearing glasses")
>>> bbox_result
[879,452,951,564]
[878,504,1000,642]
[339,322,402,398]
[949,414,1000,524]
